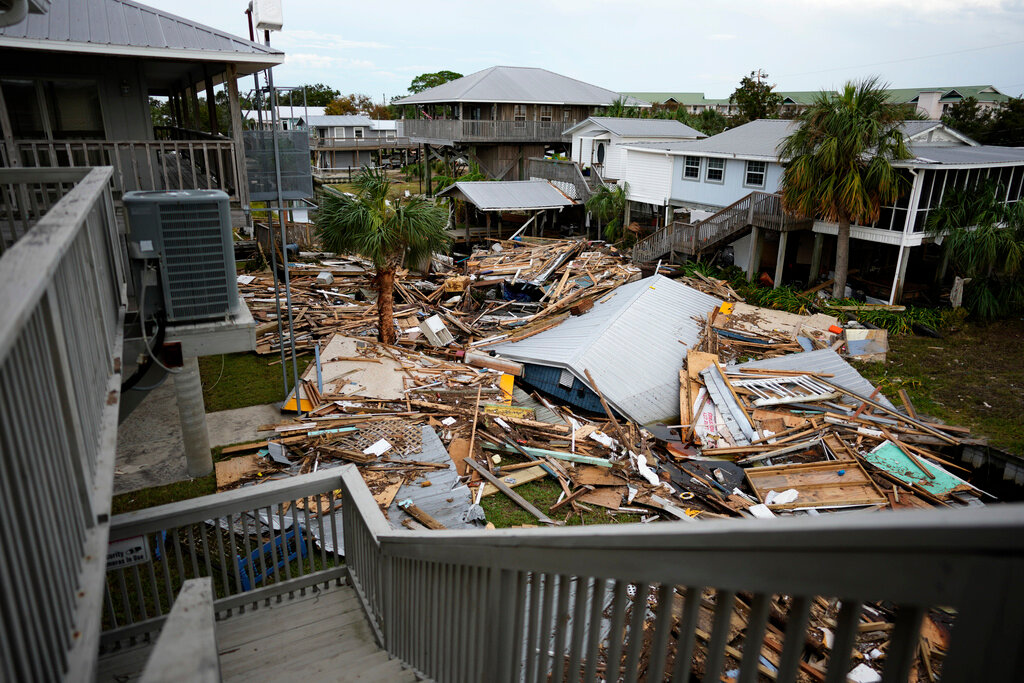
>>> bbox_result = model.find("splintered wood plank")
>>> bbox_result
[745,460,886,509]
[572,465,624,486]
[481,465,549,497]
[447,437,471,476]
[215,455,270,490]
[578,486,627,509]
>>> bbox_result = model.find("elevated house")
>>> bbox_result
[0,0,284,213]
[242,105,326,131]
[621,92,738,116]
[624,119,1024,303]
[307,114,414,180]
[395,66,649,181]
[564,116,705,183]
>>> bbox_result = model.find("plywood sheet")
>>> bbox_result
[579,486,627,509]
[482,465,549,497]
[862,441,972,499]
[572,465,625,487]
[745,460,886,509]
[215,455,270,490]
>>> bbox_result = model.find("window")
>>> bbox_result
[2,78,104,139]
[513,104,527,127]
[745,160,767,188]
[683,156,701,180]
[354,128,364,138]
[539,105,553,122]
[563,107,572,123]
[706,158,725,183]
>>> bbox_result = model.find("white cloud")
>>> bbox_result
[284,53,375,70]
[273,30,391,50]
[708,33,736,40]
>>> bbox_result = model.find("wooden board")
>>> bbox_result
[447,438,472,476]
[483,404,537,420]
[482,465,549,497]
[744,460,886,509]
[578,486,627,509]
[215,455,269,490]
[572,465,625,487]
[685,350,718,421]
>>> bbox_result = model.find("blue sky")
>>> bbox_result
[171,0,1024,102]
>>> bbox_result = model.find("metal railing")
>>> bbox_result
[403,119,571,143]
[100,469,346,647]
[311,136,414,149]
[0,166,126,682]
[14,139,240,201]
[526,157,594,202]
[339,465,1024,683]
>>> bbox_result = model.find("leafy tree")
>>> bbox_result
[367,103,393,120]
[408,70,463,94]
[984,97,1024,146]
[278,83,341,107]
[779,77,912,298]
[150,97,172,127]
[692,109,729,136]
[941,96,991,140]
[730,70,783,124]
[325,94,373,116]
[927,179,1024,319]
[316,168,451,344]
[585,183,630,242]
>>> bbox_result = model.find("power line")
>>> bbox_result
[776,39,1024,79]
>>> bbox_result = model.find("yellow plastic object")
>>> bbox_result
[498,373,515,405]
[283,396,313,413]
[719,302,734,315]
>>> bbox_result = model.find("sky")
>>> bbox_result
[170,0,1024,102]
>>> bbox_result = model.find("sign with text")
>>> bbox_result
[106,535,150,570]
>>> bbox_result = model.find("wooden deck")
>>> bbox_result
[96,583,416,682]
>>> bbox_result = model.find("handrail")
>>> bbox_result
[338,464,1024,682]
[403,119,571,143]
[312,136,413,149]
[0,166,125,682]
[138,579,220,683]
[14,138,240,201]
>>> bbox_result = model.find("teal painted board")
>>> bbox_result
[863,441,970,497]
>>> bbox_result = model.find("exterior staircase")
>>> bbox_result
[632,191,811,263]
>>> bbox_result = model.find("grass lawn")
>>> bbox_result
[854,318,1024,455]
[480,466,641,528]
[199,352,309,413]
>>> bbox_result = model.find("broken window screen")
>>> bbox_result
[706,158,725,183]
[745,160,767,187]
[683,156,701,180]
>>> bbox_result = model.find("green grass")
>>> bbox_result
[199,352,308,413]
[112,473,217,515]
[481,472,642,528]
[853,319,1024,454]
[329,179,421,200]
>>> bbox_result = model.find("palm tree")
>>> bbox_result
[779,77,912,297]
[927,179,1024,319]
[598,97,640,118]
[316,168,451,344]
[585,182,630,242]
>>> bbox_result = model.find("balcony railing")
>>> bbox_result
[403,119,571,143]
[14,139,241,202]
[0,166,126,681]
[311,136,414,149]
[104,463,1024,682]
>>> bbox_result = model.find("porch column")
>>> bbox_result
[190,86,203,132]
[808,232,824,286]
[203,66,219,135]
[888,245,911,305]
[179,88,193,129]
[175,357,213,477]
[746,226,762,280]
[225,65,250,212]
[0,83,19,166]
[773,231,789,289]
[424,144,432,196]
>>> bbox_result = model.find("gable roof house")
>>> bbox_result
[563,116,705,183]
[622,119,1024,303]
[0,0,284,209]
[306,114,415,180]
[395,66,649,181]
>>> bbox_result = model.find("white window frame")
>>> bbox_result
[682,156,701,181]
[705,158,725,184]
[744,160,767,188]
[539,105,553,122]
[354,127,364,138]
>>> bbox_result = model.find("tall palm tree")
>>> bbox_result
[316,168,451,344]
[585,182,630,242]
[779,77,912,297]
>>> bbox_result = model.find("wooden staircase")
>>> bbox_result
[632,191,810,263]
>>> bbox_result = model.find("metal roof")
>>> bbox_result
[904,145,1024,167]
[493,275,723,425]
[624,119,979,162]
[0,0,283,71]
[395,66,650,107]
[734,349,895,410]
[564,117,706,139]
[435,180,574,211]
[619,92,709,106]
[306,115,374,127]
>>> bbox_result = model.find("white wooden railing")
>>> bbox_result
[403,119,572,143]
[14,139,240,201]
[0,166,126,682]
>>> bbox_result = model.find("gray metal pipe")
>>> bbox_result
[174,356,213,477]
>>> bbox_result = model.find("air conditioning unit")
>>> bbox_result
[123,190,240,323]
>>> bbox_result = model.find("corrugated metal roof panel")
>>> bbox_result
[0,0,282,60]
[906,145,1024,166]
[494,275,722,425]
[735,349,896,410]
[396,66,650,107]
[568,117,706,139]
[436,180,574,211]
